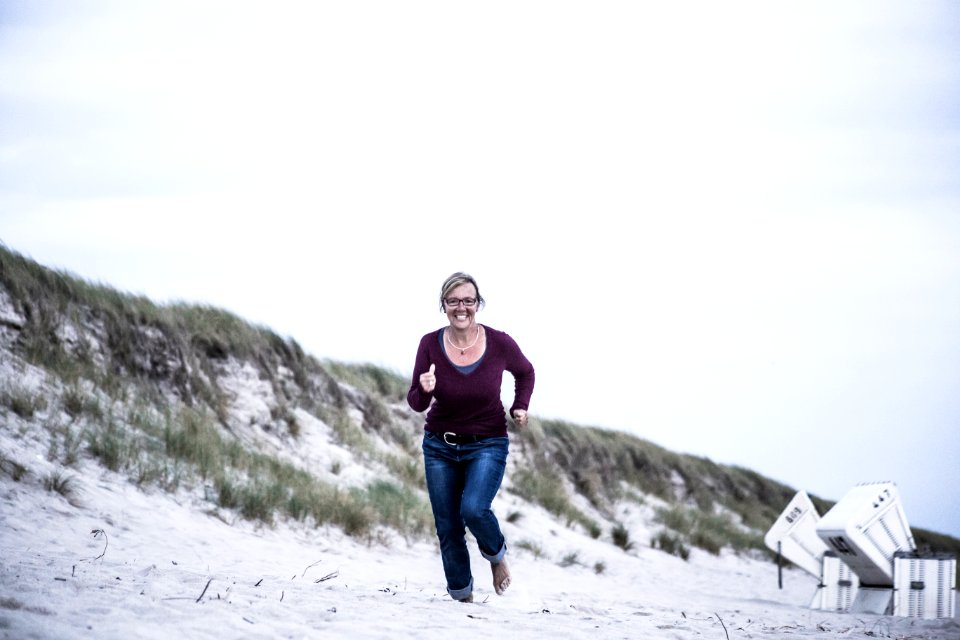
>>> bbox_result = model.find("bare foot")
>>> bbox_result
[457,594,474,603]
[491,559,511,595]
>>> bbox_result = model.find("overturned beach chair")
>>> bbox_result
[769,483,955,619]
[764,490,859,611]
[815,481,915,615]
[816,481,955,619]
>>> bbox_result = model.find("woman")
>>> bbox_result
[407,272,535,603]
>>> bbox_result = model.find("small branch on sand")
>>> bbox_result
[715,612,730,640]
[80,529,108,562]
[301,560,323,578]
[92,529,108,559]
[196,578,212,603]
[280,591,284,602]
[315,571,339,583]
[255,579,263,587]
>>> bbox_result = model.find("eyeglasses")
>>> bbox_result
[444,297,477,308]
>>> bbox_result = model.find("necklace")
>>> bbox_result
[446,324,482,355]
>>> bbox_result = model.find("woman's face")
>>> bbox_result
[443,282,479,330]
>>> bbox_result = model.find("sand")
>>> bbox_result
[2,453,957,640]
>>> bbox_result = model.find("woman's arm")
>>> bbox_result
[504,334,535,416]
[406,335,435,413]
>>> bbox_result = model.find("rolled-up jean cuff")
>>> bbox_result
[447,577,473,601]
[480,542,507,564]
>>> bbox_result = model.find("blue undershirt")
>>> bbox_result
[439,328,483,374]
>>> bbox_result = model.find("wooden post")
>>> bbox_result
[777,541,783,589]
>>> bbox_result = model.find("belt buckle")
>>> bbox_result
[443,432,457,446]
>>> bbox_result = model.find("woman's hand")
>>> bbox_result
[419,363,436,393]
[511,409,527,427]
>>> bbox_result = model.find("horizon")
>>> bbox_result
[1,1,959,538]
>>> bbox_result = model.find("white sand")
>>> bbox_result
[3,449,958,640]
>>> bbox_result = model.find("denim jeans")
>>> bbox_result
[422,432,509,601]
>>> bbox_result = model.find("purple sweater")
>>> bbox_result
[407,324,535,437]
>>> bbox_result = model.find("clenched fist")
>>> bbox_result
[511,409,527,427]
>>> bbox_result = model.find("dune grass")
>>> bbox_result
[654,503,763,556]
[2,244,436,539]
[524,418,794,557]
[611,523,635,551]
[0,381,48,419]
[0,452,29,482]
[81,402,429,538]
[323,361,409,403]
[42,469,77,499]
[508,462,601,538]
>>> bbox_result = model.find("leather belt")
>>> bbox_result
[442,432,489,445]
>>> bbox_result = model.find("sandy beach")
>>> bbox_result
[3,445,957,640]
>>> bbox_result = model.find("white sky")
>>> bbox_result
[1,1,959,538]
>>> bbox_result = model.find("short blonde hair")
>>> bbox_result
[439,272,485,312]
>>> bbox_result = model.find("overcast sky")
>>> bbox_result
[2,1,959,538]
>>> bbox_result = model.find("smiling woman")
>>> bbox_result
[406,271,535,603]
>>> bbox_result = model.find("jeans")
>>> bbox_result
[422,432,509,600]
